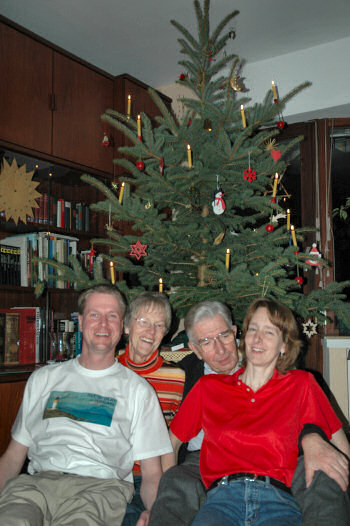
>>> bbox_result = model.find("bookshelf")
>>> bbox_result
[0,146,111,363]
[0,14,172,455]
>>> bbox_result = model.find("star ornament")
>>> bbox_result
[302,319,318,338]
[130,240,148,260]
[0,158,41,224]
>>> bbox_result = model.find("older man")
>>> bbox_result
[0,284,172,526]
[148,300,350,526]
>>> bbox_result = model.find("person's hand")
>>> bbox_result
[302,433,349,491]
[136,510,150,526]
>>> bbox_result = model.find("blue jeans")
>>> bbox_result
[122,475,145,526]
[191,478,301,526]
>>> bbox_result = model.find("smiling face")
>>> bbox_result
[189,314,238,374]
[79,292,124,360]
[244,306,286,374]
[125,304,167,364]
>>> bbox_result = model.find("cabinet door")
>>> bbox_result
[0,22,52,153]
[0,380,27,455]
[52,52,114,174]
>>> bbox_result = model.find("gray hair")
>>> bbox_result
[185,301,233,342]
[78,284,127,318]
[124,292,172,332]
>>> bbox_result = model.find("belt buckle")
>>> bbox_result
[246,474,258,482]
[219,475,229,486]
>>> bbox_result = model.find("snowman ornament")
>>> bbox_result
[212,189,226,215]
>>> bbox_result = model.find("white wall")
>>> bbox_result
[159,36,350,124]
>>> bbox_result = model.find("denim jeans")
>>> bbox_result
[121,475,145,526]
[191,478,301,526]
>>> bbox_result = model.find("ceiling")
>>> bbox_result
[2,0,350,89]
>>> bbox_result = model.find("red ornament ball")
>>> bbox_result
[136,160,145,171]
[277,120,285,129]
[179,73,186,81]
[294,250,299,256]
[294,276,303,285]
[266,224,274,233]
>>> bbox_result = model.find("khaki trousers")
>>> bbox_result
[0,470,134,526]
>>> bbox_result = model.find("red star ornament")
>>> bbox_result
[243,168,257,183]
[130,240,148,260]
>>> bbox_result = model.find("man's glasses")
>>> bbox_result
[134,317,166,332]
[196,329,235,352]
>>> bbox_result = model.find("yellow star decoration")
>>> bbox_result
[0,158,41,225]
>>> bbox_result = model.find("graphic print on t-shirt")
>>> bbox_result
[43,391,117,427]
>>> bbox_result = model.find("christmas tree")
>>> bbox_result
[39,0,350,331]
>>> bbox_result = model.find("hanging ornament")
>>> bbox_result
[264,138,277,151]
[266,224,274,233]
[213,231,225,246]
[294,276,303,285]
[179,73,186,81]
[0,157,41,225]
[130,240,148,260]
[271,212,287,223]
[270,149,282,162]
[243,168,256,183]
[211,175,226,215]
[111,181,118,191]
[230,74,243,92]
[101,125,110,147]
[160,157,164,175]
[187,119,192,127]
[277,120,286,129]
[302,319,318,338]
[145,201,152,209]
[243,151,257,183]
[136,160,145,171]
[212,190,226,214]
[88,246,96,272]
[305,243,322,267]
[201,204,210,217]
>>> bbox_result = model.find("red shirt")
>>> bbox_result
[170,368,341,488]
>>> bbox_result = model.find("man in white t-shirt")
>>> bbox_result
[0,284,173,526]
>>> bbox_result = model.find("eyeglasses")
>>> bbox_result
[134,317,166,332]
[196,329,235,352]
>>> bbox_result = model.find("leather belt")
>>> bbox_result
[209,472,291,494]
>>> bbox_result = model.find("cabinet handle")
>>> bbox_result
[50,93,57,111]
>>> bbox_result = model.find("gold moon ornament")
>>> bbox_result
[0,157,41,225]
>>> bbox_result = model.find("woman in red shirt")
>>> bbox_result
[170,298,350,526]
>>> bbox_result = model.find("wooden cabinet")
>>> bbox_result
[0,22,53,153]
[0,374,29,455]
[0,18,114,175]
[52,52,114,172]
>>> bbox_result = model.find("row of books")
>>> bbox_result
[24,194,90,232]
[48,313,82,361]
[0,232,79,288]
[0,308,83,365]
[0,307,43,365]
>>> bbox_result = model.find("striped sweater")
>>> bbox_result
[118,345,186,474]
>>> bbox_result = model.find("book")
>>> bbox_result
[0,235,27,286]
[0,244,21,285]
[0,313,6,363]
[3,312,20,364]
[11,307,43,363]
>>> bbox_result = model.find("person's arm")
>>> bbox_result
[169,429,183,464]
[301,428,350,491]
[160,450,176,473]
[137,455,163,526]
[0,438,28,492]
